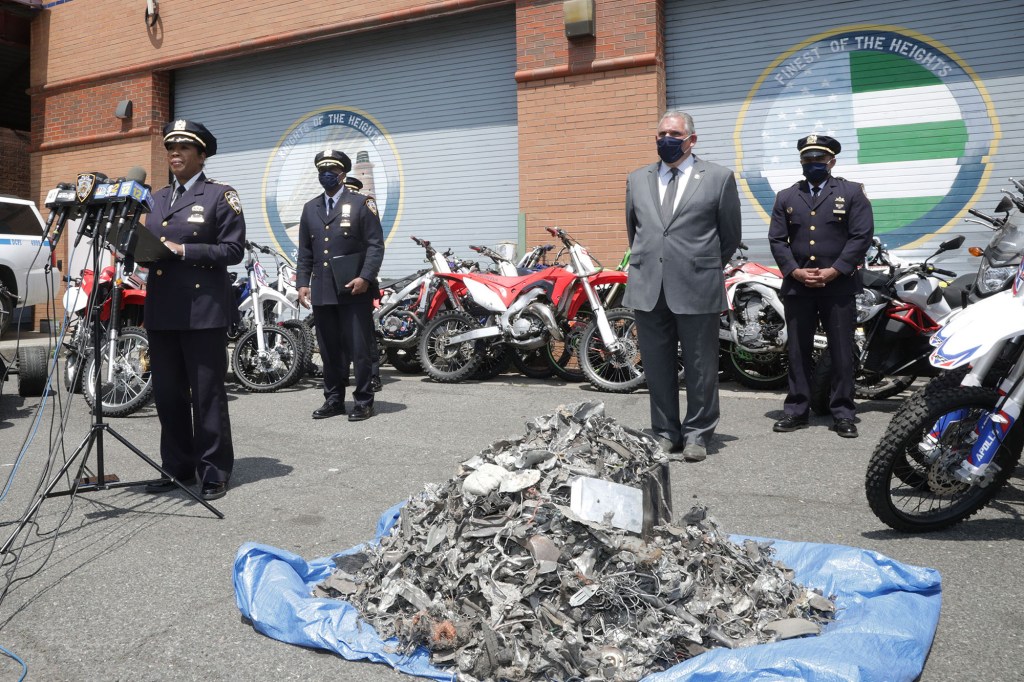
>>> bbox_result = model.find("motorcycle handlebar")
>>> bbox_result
[932,267,958,278]
[968,208,997,224]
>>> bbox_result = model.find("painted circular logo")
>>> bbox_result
[736,26,1000,248]
[262,107,403,254]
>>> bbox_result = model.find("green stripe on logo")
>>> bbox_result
[871,196,944,234]
[857,120,968,163]
[850,51,943,93]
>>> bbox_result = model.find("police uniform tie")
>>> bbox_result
[327,197,335,214]
[171,184,185,206]
[811,185,821,198]
[661,167,680,224]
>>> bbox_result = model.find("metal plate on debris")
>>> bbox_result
[569,476,644,534]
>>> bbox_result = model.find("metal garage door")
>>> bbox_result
[173,7,518,277]
[665,0,1021,274]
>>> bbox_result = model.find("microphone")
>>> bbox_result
[44,182,77,249]
[126,166,147,184]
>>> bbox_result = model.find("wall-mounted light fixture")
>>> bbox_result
[115,99,134,120]
[564,0,595,39]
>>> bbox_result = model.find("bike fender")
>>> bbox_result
[930,290,1024,368]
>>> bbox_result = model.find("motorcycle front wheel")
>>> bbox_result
[578,308,645,393]
[546,309,591,382]
[83,326,154,417]
[511,346,555,379]
[232,326,303,392]
[722,343,788,390]
[385,346,422,374]
[419,310,483,383]
[865,386,1023,532]
[301,316,323,377]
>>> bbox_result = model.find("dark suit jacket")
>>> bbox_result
[623,157,742,314]
[295,187,385,306]
[768,176,874,297]
[143,173,246,330]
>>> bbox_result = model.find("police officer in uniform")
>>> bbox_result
[342,174,382,393]
[296,150,384,420]
[143,120,245,500]
[768,134,874,438]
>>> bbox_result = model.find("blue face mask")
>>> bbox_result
[801,162,830,184]
[657,135,690,164]
[318,171,341,191]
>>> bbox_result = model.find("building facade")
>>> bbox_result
[26,0,1024,281]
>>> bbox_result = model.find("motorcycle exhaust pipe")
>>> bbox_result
[523,301,563,341]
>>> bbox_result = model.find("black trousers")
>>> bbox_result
[148,327,233,484]
[634,291,720,448]
[313,299,375,407]
[782,295,856,420]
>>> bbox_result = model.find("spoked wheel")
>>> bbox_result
[301,317,322,377]
[511,346,555,379]
[473,341,511,380]
[856,372,917,401]
[276,319,311,387]
[83,326,154,416]
[722,343,788,390]
[578,308,645,393]
[865,386,1023,532]
[232,325,303,392]
[546,309,592,382]
[385,346,422,374]
[419,310,482,383]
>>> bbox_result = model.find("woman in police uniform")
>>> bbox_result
[143,119,245,501]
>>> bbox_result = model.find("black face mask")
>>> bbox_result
[657,136,690,164]
[318,171,341,192]
[801,162,830,185]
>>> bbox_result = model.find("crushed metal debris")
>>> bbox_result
[315,402,836,681]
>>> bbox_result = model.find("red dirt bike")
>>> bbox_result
[61,261,153,416]
[417,227,628,382]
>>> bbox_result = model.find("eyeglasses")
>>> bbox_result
[800,153,831,163]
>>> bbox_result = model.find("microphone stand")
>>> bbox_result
[1,188,222,556]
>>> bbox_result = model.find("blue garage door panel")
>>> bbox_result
[665,0,1020,275]
[174,8,518,277]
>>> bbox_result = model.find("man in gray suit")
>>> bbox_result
[624,110,742,462]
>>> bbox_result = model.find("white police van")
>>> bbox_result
[0,195,50,336]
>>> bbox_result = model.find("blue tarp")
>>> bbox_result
[234,502,941,682]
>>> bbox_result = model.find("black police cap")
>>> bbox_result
[163,119,217,157]
[314,149,352,173]
[798,134,841,157]
[343,176,363,191]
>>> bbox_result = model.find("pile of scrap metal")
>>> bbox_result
[315,402,835,681]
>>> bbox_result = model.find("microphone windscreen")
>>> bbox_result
[126,166,147,183]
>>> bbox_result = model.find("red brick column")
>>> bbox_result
[515,0,664,264]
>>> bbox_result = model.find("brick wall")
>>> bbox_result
[32,0,511,88]
[516,0,664,265]
[0,128,30,198]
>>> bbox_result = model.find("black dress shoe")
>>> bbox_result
[348,403,375,421]
[144,476,196,493]
[832,418,858,438]
[312,401,345,419]
[773,414,809,432]
[371,376,383,392]
[201,481,229,501]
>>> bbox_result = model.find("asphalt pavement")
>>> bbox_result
[0,331,1021,681]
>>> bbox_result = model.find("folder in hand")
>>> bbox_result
[330,253,364,296]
